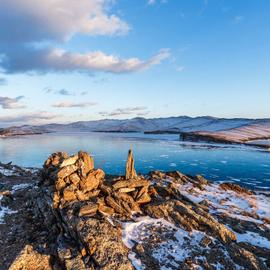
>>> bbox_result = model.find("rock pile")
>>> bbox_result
[43,150,152,218]
[7,149,265,270]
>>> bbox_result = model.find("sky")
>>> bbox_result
[0,0,270,126]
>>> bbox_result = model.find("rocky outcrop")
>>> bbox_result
[125,149,137,180]
[2,151,269,270]
[39,150,154,269]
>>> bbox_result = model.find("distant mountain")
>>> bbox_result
[1,116,270,142]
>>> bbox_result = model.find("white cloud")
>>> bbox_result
[0,0,129,43]
[43,48,170,73]
[1,47,170,74]
[52,101,98,108]
[0,96,26,109]
[0,1,170,74]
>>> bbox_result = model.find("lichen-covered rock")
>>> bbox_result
[9,245,53,270]
[75,218,133,270]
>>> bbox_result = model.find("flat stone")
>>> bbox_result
[63,187,77,202]
[117,193,141,212]
[136,185,149,200]
[55,178,67,191]
[69,173,81,186]
[105,196,127,215]
[44,152,68,168]
[100,184,112,196]
[118,187,136,193]
[80,169,104,192]
[60,155,78,168]
[98,204,115,216]
[113,179,150,190]
[136,192,151,204]
[76,190,100,201]
[78,203,98,217]
[57,164,78,179]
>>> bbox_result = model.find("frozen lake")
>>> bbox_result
[0,132,270,190]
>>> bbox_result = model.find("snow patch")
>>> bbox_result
[234,230,270,249]
[0,195,17,224]
[122,216,208,270]
[12,183,32,192]
[0,167,18,177]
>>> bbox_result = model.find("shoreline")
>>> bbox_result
[1,130,270,150]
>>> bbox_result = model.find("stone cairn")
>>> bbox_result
[43,150,152,217]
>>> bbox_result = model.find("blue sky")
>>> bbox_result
[0,0,269,126]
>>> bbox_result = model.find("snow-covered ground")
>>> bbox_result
[176,180,270,254]
[120,179,270,269]
[122,216,210,270]
[178,182,270,223]
[0,164,36,224]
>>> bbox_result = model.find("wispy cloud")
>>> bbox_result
[232,16,244,24]
[44,87,73,96]
[0,78,7,85]
[176,66,185,72]
[148,0,168,5]
[52,101,98,108]
[44,87,89,96]
[80,91,88,96]
[0,111,60,125]
[99,106,149,117]
[148,0,156,5]
[57,89,73,96]
[0,96,26,109]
